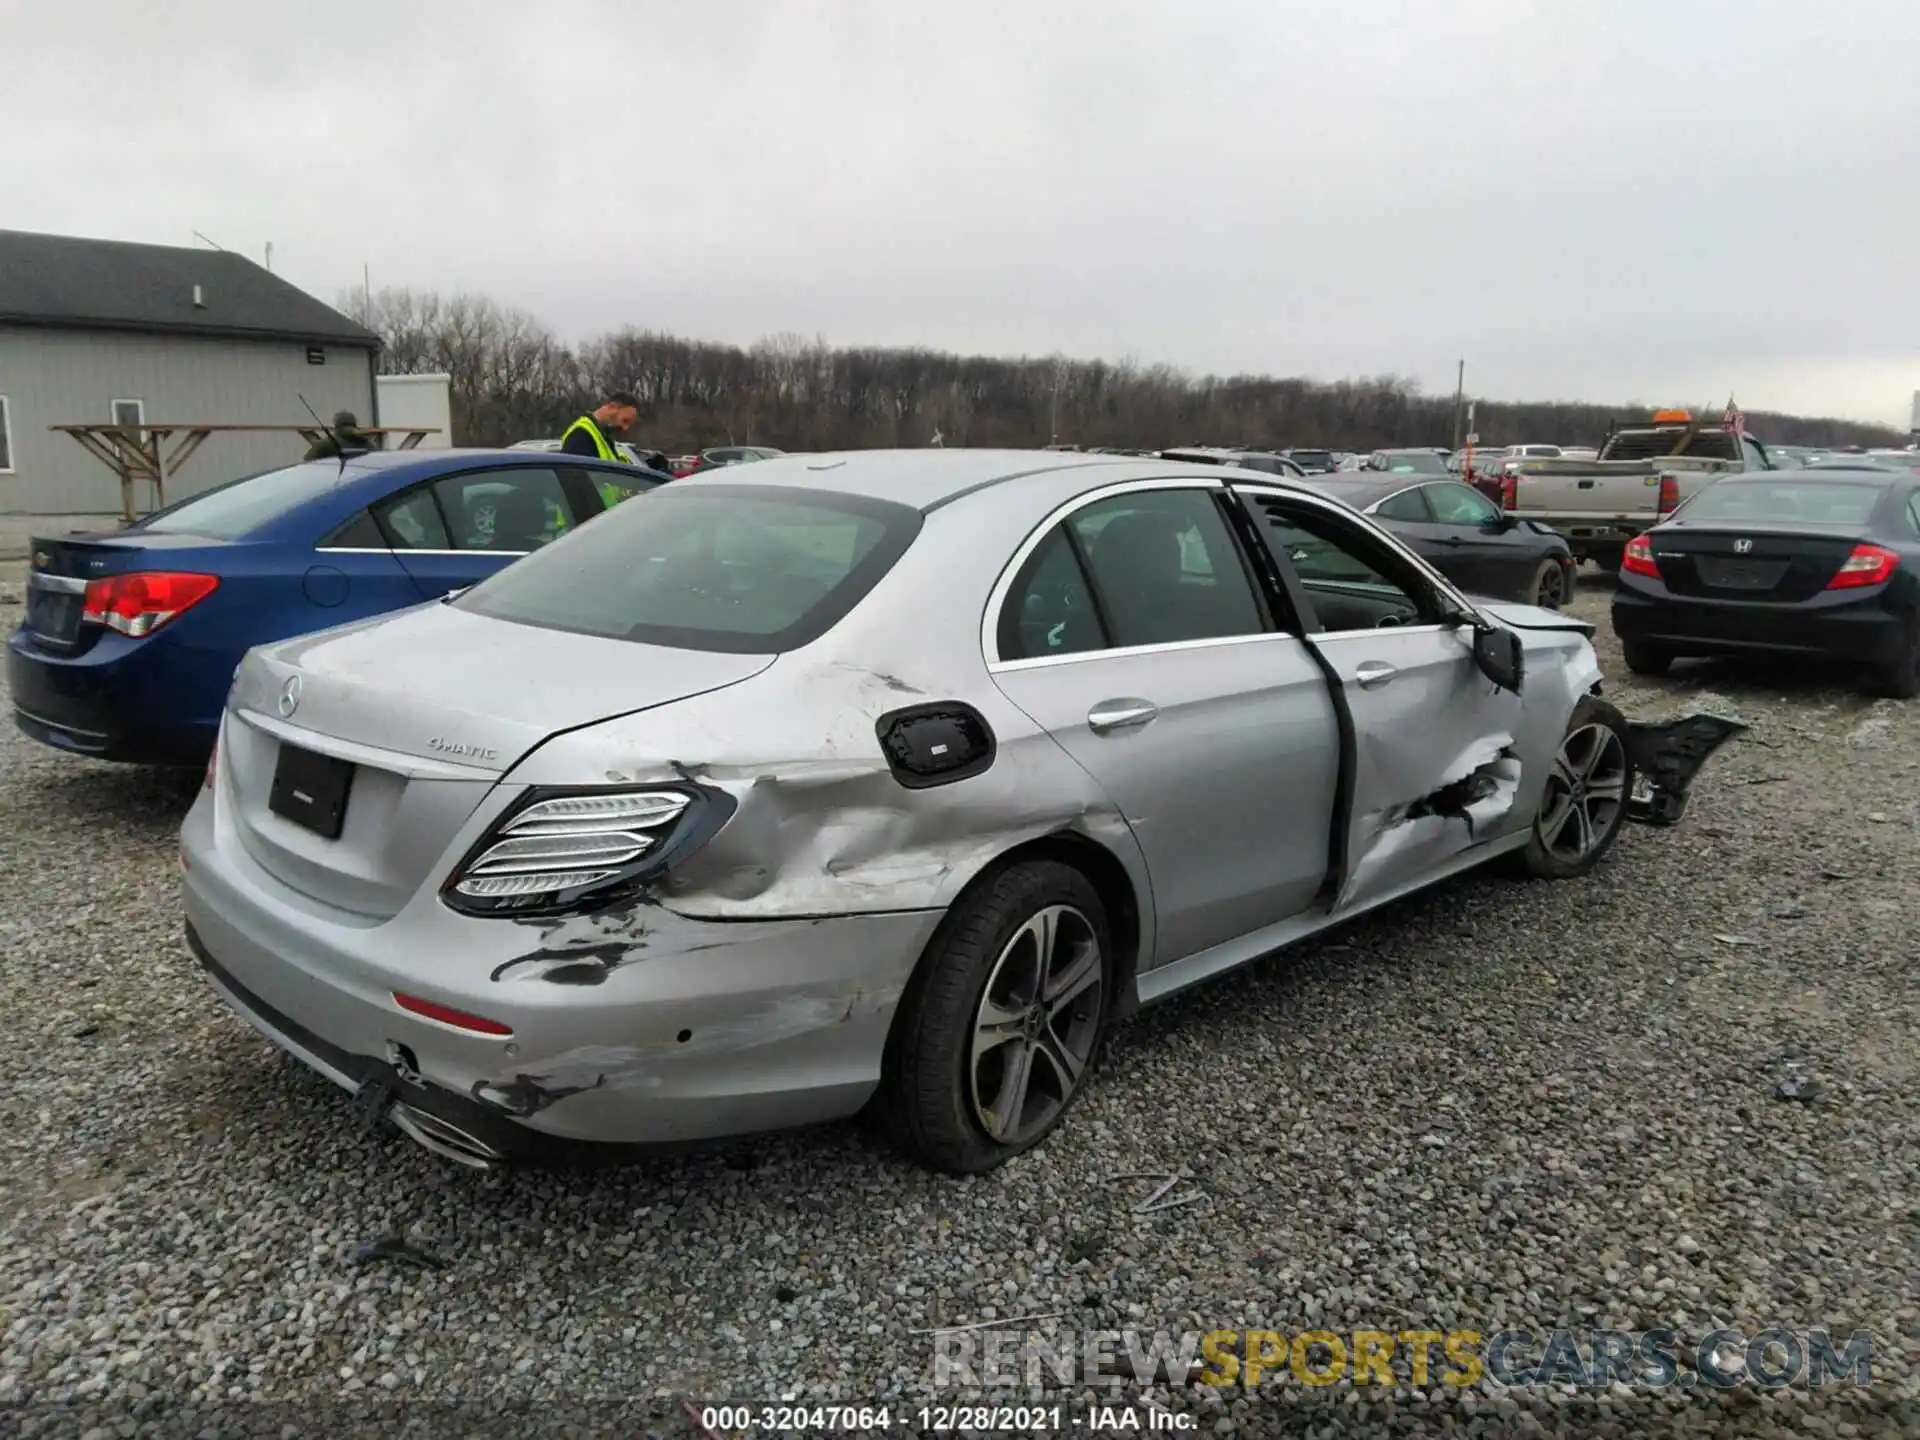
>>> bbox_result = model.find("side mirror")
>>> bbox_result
[1471,624,1525,693]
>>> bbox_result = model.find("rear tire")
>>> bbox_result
[1621,639,1673,677]
[1515,695,1634,880]
[876,860,1111,1174]
[1530,558,1574,610]
[1866,624,1920,699]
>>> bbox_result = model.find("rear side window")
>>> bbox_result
[1680,481,1885,527]
[137,461,359,540]
[454,484,922,653]
[323,509,385,548]
[374,488,453,550]
[998,488,1265,659]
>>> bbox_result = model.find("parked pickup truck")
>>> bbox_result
[1487,411,1776,572]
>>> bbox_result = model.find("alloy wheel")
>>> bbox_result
[1536,563,1568,609]
[1536,723,1628,862]
[968,906,1104,1146]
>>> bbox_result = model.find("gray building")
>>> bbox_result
[0,229,380,515]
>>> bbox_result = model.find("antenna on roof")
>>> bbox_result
[297,393,350,478]
[191,230,228,252]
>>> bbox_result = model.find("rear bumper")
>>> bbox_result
[1611,584,1908,664]
[179,788,945,1157]
[7,625,220,764]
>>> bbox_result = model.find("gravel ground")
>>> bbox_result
[0,564,1916,1438]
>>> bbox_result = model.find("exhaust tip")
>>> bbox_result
[390,1103,504,1170]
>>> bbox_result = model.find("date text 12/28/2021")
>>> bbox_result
[697,1403,1195,1433]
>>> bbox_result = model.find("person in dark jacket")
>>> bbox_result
[559,394,640,463]
[303,411,377,461]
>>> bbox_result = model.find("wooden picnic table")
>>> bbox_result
[49,423,442,521]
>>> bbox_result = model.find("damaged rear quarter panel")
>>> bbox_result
[501,493,1156,932]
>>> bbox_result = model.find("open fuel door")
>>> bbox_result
[1232,484,1527,912]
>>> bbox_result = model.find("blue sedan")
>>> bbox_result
[9,448,664,766]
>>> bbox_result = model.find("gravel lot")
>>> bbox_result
[1,562,1916,1437]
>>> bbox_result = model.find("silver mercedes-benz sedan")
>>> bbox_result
[181,450,1738,1172]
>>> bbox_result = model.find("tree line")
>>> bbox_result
[347,286,1907,455]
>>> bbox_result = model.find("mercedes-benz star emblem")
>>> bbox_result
[1733,538,1753,554]
[278,675,302,718]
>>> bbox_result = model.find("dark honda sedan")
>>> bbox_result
[1305,474,1577,608]
[1611,467,1920,696]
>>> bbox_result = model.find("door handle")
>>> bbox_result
[1087,699,1159,734]
[1354,661,1397,689]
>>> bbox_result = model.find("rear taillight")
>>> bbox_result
[1621,535,1661,578]
[441,785,733,917]
[82,571,218,637]
[1656,474,1681,516]
[1825,543,1899,590]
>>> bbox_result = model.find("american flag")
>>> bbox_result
[1722,395,1744,435]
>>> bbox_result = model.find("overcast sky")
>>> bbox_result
[8,0,1916,426]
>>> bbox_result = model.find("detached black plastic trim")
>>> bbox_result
[438,782,737,919]
[876,701,997,790]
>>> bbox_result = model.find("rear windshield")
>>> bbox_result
[453,484,923,653]
[1679,480,1886,527]
[1379,453,1447,474]
[135,461,358,540]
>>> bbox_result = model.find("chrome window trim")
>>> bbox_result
[991,629,1300,673]
[315,546,532,557]
[27,572,88,594]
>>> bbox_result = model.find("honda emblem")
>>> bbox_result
[1732,538,1753,554]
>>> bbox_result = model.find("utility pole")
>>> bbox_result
[264,241,273,273]
[362,262,372,323]
[1451,359,1465,450]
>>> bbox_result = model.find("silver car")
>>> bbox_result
[181,451,1737,1173]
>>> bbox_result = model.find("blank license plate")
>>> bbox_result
[26,588,83,645]
[1698,557,1786,589]
[268,743,355,839]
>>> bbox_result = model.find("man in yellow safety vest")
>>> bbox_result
[559,392,642,507]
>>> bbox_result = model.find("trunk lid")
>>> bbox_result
[23,531,223,654]
[222,602,775,917]
[1647,524,1864,602]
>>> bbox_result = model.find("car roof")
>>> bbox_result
[661,447,1330,512]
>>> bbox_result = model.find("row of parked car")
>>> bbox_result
[11,442,1747,1174]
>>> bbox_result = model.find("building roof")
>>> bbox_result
[0,229,380,348]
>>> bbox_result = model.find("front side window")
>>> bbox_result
[455,484,921,653]
[1372,488,1431,522]
[1424,482,1500,526]
[1248,495,1437,633]
[432,467,574,551]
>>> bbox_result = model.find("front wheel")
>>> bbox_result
[876,860,1111,1173]
[1515,695,1634,880]
[1530,558,1574,610]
